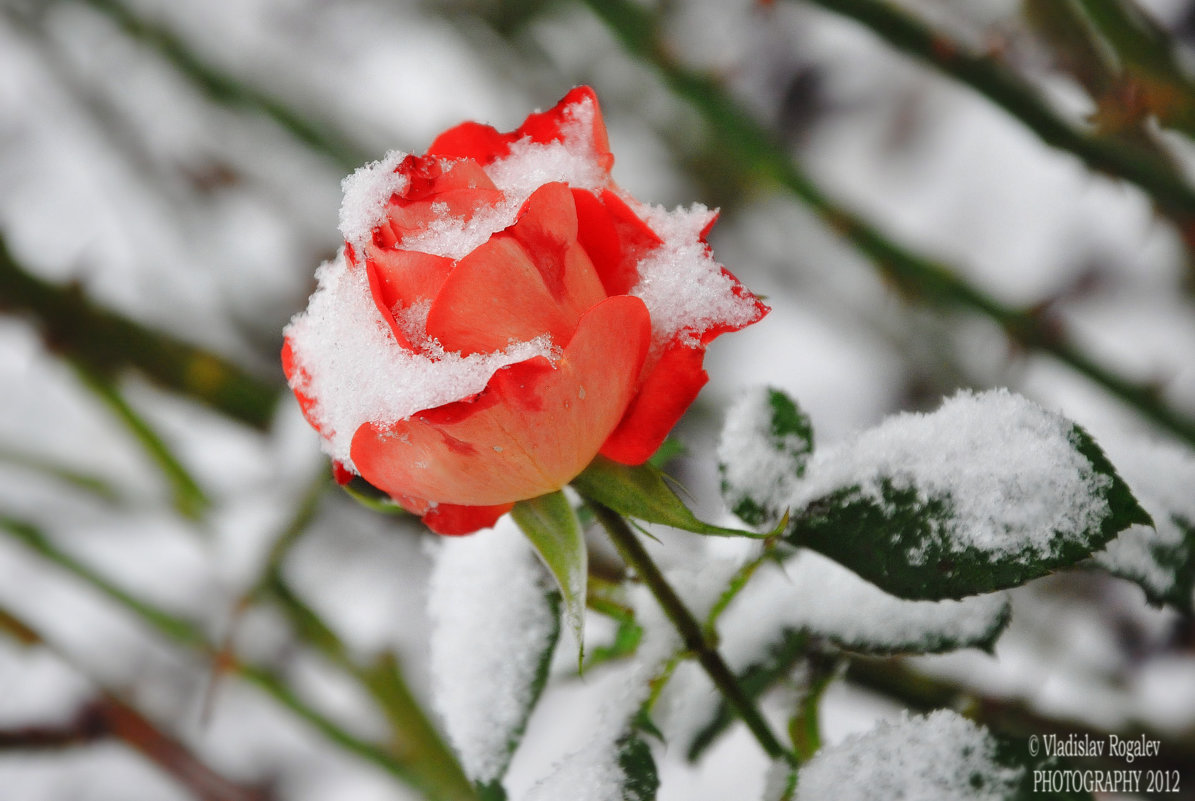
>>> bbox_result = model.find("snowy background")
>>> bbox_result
[2,0,1195,798]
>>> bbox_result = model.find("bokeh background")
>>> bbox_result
[2,0,1195,798]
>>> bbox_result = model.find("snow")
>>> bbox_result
[719,551,1010,660]
[283,250,557,469]
[337,150,409,254]
[427,518,558,784]
[630,201,765,351]
[794,710,1023,801]
[737,388,1114,562]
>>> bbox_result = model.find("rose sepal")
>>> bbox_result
[572,456,777,539]
[511,490,587,664]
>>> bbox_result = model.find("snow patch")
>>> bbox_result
[795,710,1023,801]
[427,518,558,784]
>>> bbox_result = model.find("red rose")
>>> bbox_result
[283,87,767,534]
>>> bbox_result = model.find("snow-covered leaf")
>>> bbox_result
[1093,437,1195,612]
[781,390,1149,599]
[795,710,1091,801]
[719,387,814,527]
[522,728,659,801]
[513,490,587,657]
[428,519,561,789]
[573,456,767,538]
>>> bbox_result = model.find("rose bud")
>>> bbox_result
[283,87,767,535]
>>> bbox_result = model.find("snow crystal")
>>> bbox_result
[630,201,763,351]
[283,251,556,470]
[719,551,1009,662]
[1095,437,1195,601]
[787,389,1112,561]
[795,710,1023,801]
[427,518,558,784]
[338,150,409,253]
[717,387,811,524]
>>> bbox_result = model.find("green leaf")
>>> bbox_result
[617,731,660,801]
[719,387,814,527]
[784,393,1151,600]
[573,456,769,538]
[513,491,587,660]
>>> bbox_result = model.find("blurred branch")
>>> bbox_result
[0,443,123,504]
[582,0,1195,451]
[0,509,478,801]
[237,480,479,801]
[73,365,210,520]
[0,605,272,801]
[793,0,1195,228]
[1071,0,1195,140]
[0,232,281,430]
[70,0,371,171]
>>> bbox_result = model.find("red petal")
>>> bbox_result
[600,341,710,465]
[350,295,651,506]
[422,503,513,536]
[424,183,605,355]
[365,249,454,323]
[427,86,612,172]
[281,337,328,438]
[573,189,662,296]
[424,236,575,355]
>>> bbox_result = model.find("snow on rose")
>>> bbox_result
[283,87,767,534]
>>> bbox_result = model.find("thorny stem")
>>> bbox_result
[588,501,798,766]
[583,0,1195,452]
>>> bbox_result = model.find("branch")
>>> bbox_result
[794,0,1195,224]
[71,0,371,170]
[588,501,797,765]
[0,513,478,801]
[581,0,1195,451]
[0,610,271,801]
[0,232,281,430]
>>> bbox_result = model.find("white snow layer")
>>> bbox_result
[723,388,1111,562]
[795,710,1023,801]
[289,92,761,471]
[427,518,558,784]
[720,551,1009,659]
[1095,436,1195,601]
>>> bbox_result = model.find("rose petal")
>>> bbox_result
[427,86,612,172]
[365,249,454,327]
[424,183,605,355]
[422,502,513,536]
[599,341,710,465]
[350,295,651,506]
[572,188,662,296]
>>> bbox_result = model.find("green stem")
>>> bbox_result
[582,0,1195,451]
[588,502,797,766]
[73,365,210,520]
[0,232,280,430]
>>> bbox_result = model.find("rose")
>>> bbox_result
[283,87,767,534]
